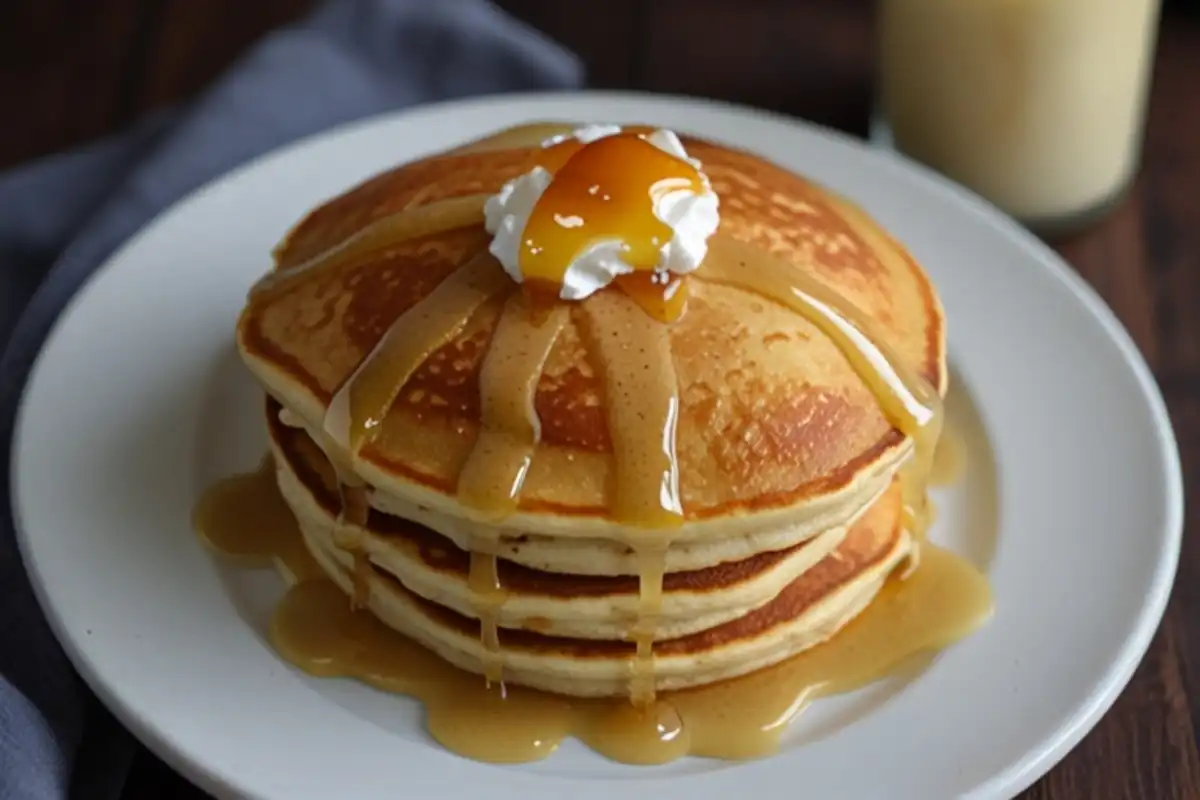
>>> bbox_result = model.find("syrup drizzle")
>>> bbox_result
[335,484,372,608]
[467,540,507,686]
[578,290,684,705]
[323,252,510,459]
[456,294,569,683]
[524,130,699,322]
[251,194,488,300]
[930,425,967,487]
[456,295,568,513]
[615,271,688,324]
[315,249,511,643]
[196,464,993,765]
[702,235,943,545]
[449,122,576,156]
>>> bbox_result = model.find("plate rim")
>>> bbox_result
[10,89,1185,800]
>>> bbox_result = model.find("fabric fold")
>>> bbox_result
[0,1,581,797]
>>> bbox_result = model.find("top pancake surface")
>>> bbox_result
[238,123,945,524]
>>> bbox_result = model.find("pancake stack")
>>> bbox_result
[237,123,946,699]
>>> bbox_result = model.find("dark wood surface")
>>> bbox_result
[2,2,1197,798]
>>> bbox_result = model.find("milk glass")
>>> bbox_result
[878,0,1161,235]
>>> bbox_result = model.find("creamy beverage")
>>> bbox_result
[880,0,1161,230]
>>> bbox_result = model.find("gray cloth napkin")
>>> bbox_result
[0,1,581,797]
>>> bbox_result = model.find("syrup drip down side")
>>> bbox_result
[701,234,944,546]
[578,290,684,706]
[457,296,570,685]
[195,449,990,765]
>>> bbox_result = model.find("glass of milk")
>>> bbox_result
[878,0,1161,236]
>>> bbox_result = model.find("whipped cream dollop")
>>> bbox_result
[483,124,720,301]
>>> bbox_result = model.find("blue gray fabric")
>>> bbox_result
[0,1,581,797]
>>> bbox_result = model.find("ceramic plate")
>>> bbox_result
[12,93,1183,799]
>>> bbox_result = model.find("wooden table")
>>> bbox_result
[3,2,1197,797]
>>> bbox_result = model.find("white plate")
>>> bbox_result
[12,92,1183,800]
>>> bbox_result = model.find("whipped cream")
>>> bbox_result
[483,124,720,301]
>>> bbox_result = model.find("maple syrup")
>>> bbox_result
[524,130,702,323]
[322,252,510,458]
[455,293,570,687]
[192,456,321,584]
[456,295,568,514]
[197,462,992,764]
[930,423,968,487]
[467,544,507,686]
[334,483,372,608]
[575,289,684,702]
[702,235,943,546]
[513,130,701,702]
[251,194,488,301]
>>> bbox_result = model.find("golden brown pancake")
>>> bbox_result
[237,122,945,544]
[269,398,869,640]
[296,467,911,697]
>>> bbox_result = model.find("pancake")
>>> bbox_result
[296,475,911,697]
[269,399,880,640]
[272,402,887,576]
[237,121,946,544]
[223,120,955,709]
[191,117,994,761]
